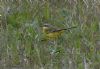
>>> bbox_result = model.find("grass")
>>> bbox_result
[0,0,100,69]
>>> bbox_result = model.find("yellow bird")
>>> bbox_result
[42,24,76,40]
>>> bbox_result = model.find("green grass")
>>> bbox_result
[0,0,100,69]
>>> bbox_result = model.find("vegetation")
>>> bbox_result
[0,0,100,69]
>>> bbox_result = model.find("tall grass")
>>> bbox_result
[0,0,100,69]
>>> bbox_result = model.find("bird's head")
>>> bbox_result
[42,24,52,33]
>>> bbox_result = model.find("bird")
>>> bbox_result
[42,23,77,40]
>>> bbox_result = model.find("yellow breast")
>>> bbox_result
[46,30,64,40]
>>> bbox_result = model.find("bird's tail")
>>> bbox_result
[51,26,77,32]
[67,26,77,30]
[61,26,77,31]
